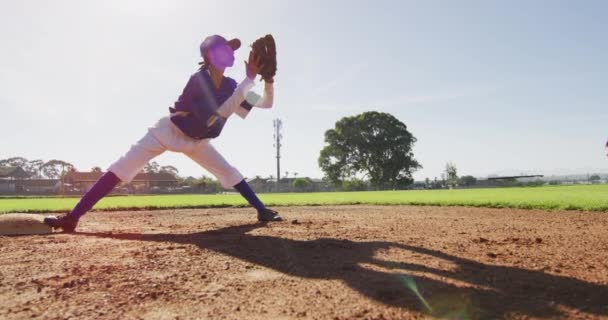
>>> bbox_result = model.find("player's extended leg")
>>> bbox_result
[44,132,167,232]
[186,142,282,222]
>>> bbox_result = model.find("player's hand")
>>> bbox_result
[245,50,264,80]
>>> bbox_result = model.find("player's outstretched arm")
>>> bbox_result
[215,50,263,118]
[253,82,274,109]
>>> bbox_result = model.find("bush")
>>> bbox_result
[524,180,545,187]
[342,178,368,191]
[459,175,477,187]
[193,176,223,194]
[293,178,311,191]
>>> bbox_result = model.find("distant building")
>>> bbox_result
[63,171,178,194]
[0,166,31,193]
[19,179,60,193]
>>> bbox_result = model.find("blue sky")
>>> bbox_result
[1,0,607,180]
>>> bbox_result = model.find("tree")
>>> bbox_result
[178,176,197,186]
[445,162,458,188]
[293,177,311,192]
[0,157,28,168]
[91,166,103,173]
[342,178,368,191]
[589,174,601,183]
[318,111,421,190]
[160,165,179,177]
[24,159,45,178]
[459,175,477,187]
[194,175,223,193]
[41,160,75,179]
[144,161,160,174]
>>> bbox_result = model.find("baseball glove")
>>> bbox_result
[251,34,277,82]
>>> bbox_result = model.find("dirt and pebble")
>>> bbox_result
[1,205,607,319]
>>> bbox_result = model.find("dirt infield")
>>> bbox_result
[1,206,607,319]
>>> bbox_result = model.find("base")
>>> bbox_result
[0,213,53,235]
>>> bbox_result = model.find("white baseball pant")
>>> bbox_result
[108,116,243,188]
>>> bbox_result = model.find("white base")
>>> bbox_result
[0,214,53,235]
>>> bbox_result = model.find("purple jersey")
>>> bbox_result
[171,70,238,115]
[169,70,239,139]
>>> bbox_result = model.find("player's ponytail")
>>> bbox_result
[198,59,209,71]
[198,51,211,70]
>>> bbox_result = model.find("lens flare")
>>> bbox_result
[400,275,433,313]
[399,274,480,319]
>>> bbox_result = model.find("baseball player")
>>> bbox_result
[45,34,282,232]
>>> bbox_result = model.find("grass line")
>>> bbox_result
[1,184,608,213]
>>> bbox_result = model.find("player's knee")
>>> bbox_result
[216,166,243,189]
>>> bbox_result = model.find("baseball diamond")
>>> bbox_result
[2,2,608,319]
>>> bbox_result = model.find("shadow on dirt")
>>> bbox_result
[79,223,608,318]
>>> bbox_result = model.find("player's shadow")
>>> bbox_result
[80,223,608,318]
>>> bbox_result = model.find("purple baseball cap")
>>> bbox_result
[200,35,241,58]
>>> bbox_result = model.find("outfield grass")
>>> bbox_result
[1,184,607,213]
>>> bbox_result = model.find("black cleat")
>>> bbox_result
[257,208,283,222]
[44,215,79,233]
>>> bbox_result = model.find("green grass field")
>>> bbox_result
[1,184,607,213]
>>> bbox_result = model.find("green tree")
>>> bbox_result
[458,175,477,187]
[25,159,45,178]
[178,176,197,186]
[144,161,160,174]
[589,174,601,183]
[318,111,421,190]
[194,175,223,193]
[293,177,311,191]
[444,162,458,188]
[0,157,29,168]
[160,165,179,177]
[342,178,368,191]
[41,160,74,179]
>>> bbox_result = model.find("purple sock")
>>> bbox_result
[68,171,121,220]
[233,179,266,212]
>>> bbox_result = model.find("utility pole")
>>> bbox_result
[273,119,283,192]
